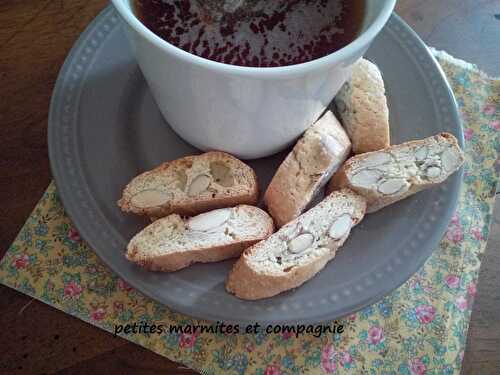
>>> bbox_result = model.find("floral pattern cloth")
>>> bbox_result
[0,52,498,375]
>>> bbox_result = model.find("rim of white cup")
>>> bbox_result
[111,0,396,77]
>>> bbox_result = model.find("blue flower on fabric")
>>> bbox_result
[34,223,49,236]
[282,354,294,369]
[377,301,392,318]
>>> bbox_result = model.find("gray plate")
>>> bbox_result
[48,6,464,325]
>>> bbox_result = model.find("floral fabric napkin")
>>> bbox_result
[1,51,498,375]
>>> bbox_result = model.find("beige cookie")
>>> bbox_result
[118,151,258,219]
[335,58,390,154]
[264,111,351,228]
[328,132,464,212]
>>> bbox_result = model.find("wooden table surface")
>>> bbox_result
[0,0,498,374]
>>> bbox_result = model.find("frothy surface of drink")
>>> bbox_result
[136,0,364,67]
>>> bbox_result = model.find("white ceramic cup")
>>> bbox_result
[112,0,396,159]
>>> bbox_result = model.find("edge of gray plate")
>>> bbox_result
[48,6,464,325]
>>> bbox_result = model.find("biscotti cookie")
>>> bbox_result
[264,111,351,228]
[334,58,390,154]
[126,205,274,272]
[118,151,258,219]
[226,189,366,300]
[327,132,464,213]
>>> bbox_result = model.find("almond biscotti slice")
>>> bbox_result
[226,189,366,300]
[126,205,274,272]
[118,151,258,219]
[264,111,351,228]
[327,132,464,213]
[334,58,390,154]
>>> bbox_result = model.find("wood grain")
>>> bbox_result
[0,0,498,374]
[462,198,500,375]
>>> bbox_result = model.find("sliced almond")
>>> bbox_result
[321,134,344,157]
[362,152,392,168]
[187,174,211,196]
[130,189,171,208]
[393,150,414,164]
[351,169,382,188]
[328,214,353,240]
[209,162,234,187]
[441,147,461,172]
[288,233,314,254]
[404,163,419,177]
[426,166,442,179]
[187,208,231,232]
[369,163,394,174]
[427,142,442,155]
[415,146,428,162]
[377,178,409,195]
